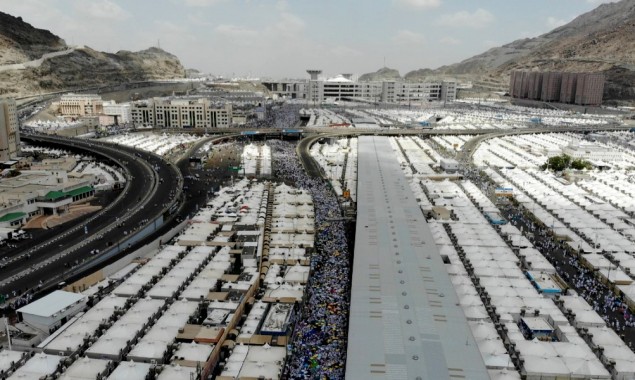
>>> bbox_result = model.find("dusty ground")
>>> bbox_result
[23,204,102,229]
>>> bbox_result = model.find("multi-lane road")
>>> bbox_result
[0,134,182,296]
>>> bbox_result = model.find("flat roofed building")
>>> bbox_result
[102,100,132,124]
[510,71,604,106]
[58,357,111,380]
[262,81,307,99]
[562,141,622,162]
[130,98,232,128]
[346,136,489,379]
[0,98,20,161]
[0,170,94,227]
[59,93,103,116]
[262,71,457,104]
[17,290,87,332]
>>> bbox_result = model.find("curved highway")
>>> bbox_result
[0,134,183,296]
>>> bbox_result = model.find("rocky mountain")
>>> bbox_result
[403,68,436,82]
[0,12,66,65]
[0,11,185,97]
[490,0,635,101]
[362,0,635,102]
[358,67,401,82]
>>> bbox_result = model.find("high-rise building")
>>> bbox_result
[0,98,20,161]
[560,73,578,104]
[541,72,562,102]
[510,71,604,106]
[527,72,543,100]
[575,73,604,106]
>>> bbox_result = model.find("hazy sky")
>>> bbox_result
[0,0,620,79]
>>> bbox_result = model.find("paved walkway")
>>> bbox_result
[44,205,102,228]
[23,215,47,229]
[22,205,103,230]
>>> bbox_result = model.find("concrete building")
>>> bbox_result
[58,93,103,116]
[510,71,530,99]
[0,170,94,227]
[0,98,20,162]
[528,72,543,100]
[562,141,622,163]
[541,72,562,102]
[17,290,87,332]
[317,75,456,104]
[130,98,233,128]
[347,136,489,379]
[102,100,132,124]
[560,72,578,104]
[510,71,604,106]
[440,158,460,172]
[575,73,605,106]
[262,70,457,104]
[262,81,307,99]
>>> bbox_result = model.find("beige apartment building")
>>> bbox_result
[59,93,104,116]
[130,98,232,128]
[0,98,20,161]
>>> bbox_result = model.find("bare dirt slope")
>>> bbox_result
[0,11,186,97]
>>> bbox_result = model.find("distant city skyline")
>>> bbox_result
[0,0,620,79]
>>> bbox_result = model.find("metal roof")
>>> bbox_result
[346,136,489,380]
[17,290,86,318]
[0,212,25,222]
[42,186,93,201]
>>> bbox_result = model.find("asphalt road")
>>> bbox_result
[176,136,244,216]
[0,134,182,296]
[297,134,326,179]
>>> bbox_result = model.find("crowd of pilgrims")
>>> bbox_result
[269,140,350,379]
[463,166,635,348]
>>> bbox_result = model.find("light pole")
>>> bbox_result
[594,228,599,252]
[3,316,11,350]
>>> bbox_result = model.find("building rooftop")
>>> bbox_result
[17,290,86,318]
[42,185,93,201]
[58,357,110,380]
[107,360,152,380]
[0,350,26,373]
[346,136,489,379]
[0,211,25,222]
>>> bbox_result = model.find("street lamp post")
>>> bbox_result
[3,316,11,350]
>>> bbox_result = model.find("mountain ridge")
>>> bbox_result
[359,0,635,102]
[0,11,185,97]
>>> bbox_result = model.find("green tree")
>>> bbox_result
[542,154,573,172]
[571,158,593,170]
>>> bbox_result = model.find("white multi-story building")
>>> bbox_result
[261,81,307,100]
[59,93,103,116]
[102,100,132,124]
[130,98,233,128]
[262,70,457,104]
[0,170,95,227]
[0,98,20,161]
[562,142,622,162]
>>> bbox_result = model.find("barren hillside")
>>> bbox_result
[0,11,185,97]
